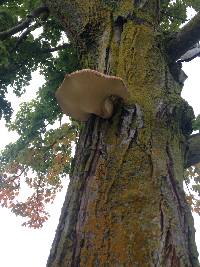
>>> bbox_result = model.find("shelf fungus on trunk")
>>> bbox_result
[55,69,128,121]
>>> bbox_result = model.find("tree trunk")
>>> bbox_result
[46,1,199,266]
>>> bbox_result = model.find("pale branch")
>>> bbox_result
[179,43,200,62]
[167,12,200,62]
[0,5,49,40]
[186,133,200,168]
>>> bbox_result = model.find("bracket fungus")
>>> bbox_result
[55,69,128,121]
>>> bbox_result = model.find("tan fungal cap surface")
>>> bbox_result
[55,69,128,121]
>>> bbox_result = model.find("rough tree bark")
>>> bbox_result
[45,0,200,266]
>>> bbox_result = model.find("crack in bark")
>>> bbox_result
[71,116,111,266]
[166,143,182,210]
[164,229,181,267]
[47,116,107,266]
[113,15,125,45]
[119,105,136,144]
[104,47,111,74]
[159,196,164,234]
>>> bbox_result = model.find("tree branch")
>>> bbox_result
[179,43,200,62]
[13,23,41,50]
[0,6,49,40]
[167,12,200,62]
[186,133,200,168]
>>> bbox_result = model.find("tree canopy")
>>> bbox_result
[0,0,200,228]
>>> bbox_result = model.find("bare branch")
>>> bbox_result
[186,133,200,168]
[179,43,200,62]
[167,12,200,62]
[0,6,49,40]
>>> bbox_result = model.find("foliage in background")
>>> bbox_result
[0,0,81,227]
[0,43,80,226]
[0,0,66,120]
[185,163,200,215]
[0,0,200,227]
[160,0,199,31]
[193,115,200,132]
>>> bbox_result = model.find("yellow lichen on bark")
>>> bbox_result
[77,140,162,266]
[73,20,197,266]
[47,1,199,266]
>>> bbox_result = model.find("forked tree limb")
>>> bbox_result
[167,12,200,62]
[13,23,41,50]
[0,5,49,40]
[186,133,200,168]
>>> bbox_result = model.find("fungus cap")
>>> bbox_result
[55,69,128,121]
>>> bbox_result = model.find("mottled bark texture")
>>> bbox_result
[46,0,199,266]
